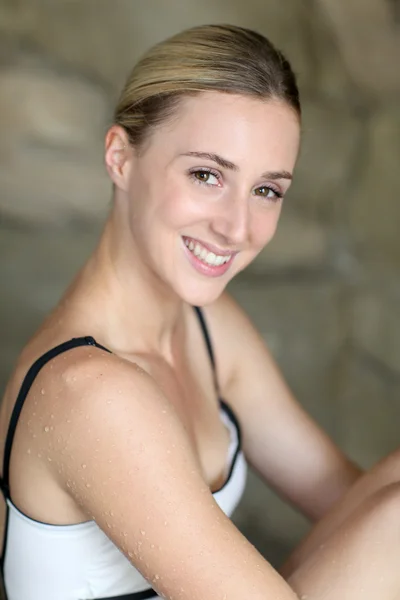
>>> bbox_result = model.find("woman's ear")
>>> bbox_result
[104,125,133,191]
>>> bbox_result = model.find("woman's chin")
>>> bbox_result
[175,279,227,307]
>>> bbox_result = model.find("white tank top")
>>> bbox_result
[0,311,248,600]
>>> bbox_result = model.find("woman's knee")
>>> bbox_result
[369,448,400,482]
[362,482,400,526]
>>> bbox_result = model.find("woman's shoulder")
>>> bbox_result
[8,332,196,486]
[3,327,169,441]
[18,332,163,411]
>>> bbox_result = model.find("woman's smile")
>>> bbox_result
[182,235,237,277]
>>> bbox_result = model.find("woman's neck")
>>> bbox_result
[63,210,185,361]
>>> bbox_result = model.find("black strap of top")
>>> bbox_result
[193,306,219,392]
[0,336,110,498]
[97,590,158,600]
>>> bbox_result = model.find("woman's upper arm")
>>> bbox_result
[205,293,360,521]
[44,350,297,600]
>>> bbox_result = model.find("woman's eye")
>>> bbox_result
[192,170,220,186]
[254,185,283,201]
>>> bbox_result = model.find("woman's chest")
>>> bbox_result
[139,351,232,491]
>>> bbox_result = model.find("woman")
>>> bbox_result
[1,23,400,600]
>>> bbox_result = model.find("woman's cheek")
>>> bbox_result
[163,194,202,227]
[251,211,281,249]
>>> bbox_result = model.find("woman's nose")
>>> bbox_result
[209,195,250,246]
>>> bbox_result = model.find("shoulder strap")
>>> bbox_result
[193,306,219,393]
[0,336,110,497]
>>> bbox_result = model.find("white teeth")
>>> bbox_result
[184,238,232,267]
[204,252,216,265]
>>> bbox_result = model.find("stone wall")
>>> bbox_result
[0,0,400,564]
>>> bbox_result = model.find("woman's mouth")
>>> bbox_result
[182,236,237,277]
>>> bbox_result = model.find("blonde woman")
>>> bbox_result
[1,24,400,600]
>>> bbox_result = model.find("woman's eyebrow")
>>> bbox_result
[261,170,292,181]
[181,151,238,171]
[181,151,292,181]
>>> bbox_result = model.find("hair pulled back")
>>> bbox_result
[114,24,300,149]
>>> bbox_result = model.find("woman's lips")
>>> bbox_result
[181,236,237,278]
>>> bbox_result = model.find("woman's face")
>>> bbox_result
[121,92,300,305]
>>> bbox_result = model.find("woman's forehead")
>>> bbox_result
[150,92,301,170]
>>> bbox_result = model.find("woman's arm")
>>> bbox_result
[41,346,299,600]
[204,292,362,522]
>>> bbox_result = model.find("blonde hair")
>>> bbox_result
[115,24,300,149]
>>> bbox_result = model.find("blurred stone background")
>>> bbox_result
[0,0,400,570]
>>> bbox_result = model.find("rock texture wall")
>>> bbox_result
[0,0,400,564]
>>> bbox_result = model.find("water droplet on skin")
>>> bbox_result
[47,457,52,462]
[27,448,31,455]
[86,483,91,488]
[154,574,160,581]
[41,389,45,395]
[140,530,146,536]
[123,532,128,537]
[50,414,54,419]
[44,426,50,433]
[81,464,87,469]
